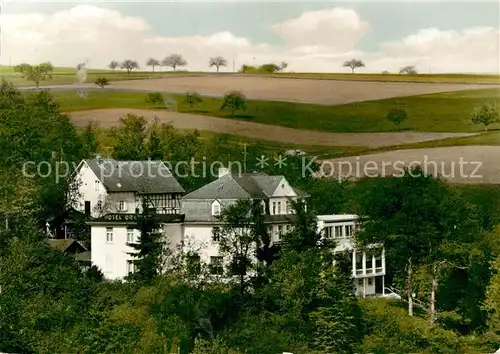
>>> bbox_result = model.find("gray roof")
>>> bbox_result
[84,159,184,194]
[181,199,238,222]
[183,172,307,200]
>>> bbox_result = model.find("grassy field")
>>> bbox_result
[0,66,204,87]
[49,88,500,133]
[270,72,500,84]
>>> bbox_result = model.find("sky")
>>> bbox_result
[1,1,499,73]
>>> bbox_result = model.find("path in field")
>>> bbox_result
[68,108,475,148]
[317,146,500,184]
[29,76,497,105]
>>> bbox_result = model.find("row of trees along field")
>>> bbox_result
[343,59,419,74]
[0,80,500,352]
[109,56,290,74]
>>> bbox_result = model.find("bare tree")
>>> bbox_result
[120,60,139,76]
[279,61,288,72]
[343,59,365,73]
[162,53,187,71]
[108,60,119,71]
[400,66,418,75]
[208,56,227,72]
[146,58,160,72]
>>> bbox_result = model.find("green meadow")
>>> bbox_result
[49,88,500,133]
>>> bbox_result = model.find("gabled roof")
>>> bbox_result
[183,172,308,200]
[82,159,185,194]
[47,238,88,253]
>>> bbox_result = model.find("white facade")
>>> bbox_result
[73,161,142,218]
[73,161,109,218]
[90,222,184,280]
[317,214,386,297]
[73,159,183,217]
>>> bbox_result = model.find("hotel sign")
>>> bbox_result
[100,213,138,222]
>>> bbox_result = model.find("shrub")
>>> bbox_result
[184,92,203,110]
[387,107,408,128]
[260,63,280,73]
[94,77,109,88]
[145,92,164,105]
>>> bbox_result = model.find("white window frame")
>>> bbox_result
[212,201,221,216]
[334,225,344,238]
[286,200,291,214]
[106,227,113,243]
[94,180,100,192]
[126,260,135,275]
[277,202,281,215]
[118,200,127,212]
[345,224,354,237]
[210,256,224,275]
[212,226,221,242]
[126,228,134,243]
[272,202,276,215]
[277,225,283,239]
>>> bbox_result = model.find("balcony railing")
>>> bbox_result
[354,267,385,276]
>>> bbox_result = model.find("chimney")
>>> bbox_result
[95,154,102,164]
[218,167,230,178]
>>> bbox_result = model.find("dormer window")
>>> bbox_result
[212,200,221,216]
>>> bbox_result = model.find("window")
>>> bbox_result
[334,225,343,238]
[212,227,221,242]
[286,201,291,214]
[126,228,134,243]
[277,202,281,214]
[356,253,363,273]
[345,225,354,237]
[106,227,113,243]
[272,202,276,215]
[97,200,102,211]
[212,201,221,216]
[260,201,266,214]
[118,201,127,212]
[368,278,373,286]
[358,279,363,286]
[324,226,333,238]
[277,225,283,239]
[375,254,382,269]
[365,252,373,272]
[126,260,135,275]
[210,256,224,275]
[94,180,100,192]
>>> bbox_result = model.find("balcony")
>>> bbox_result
[354,266,385,277]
